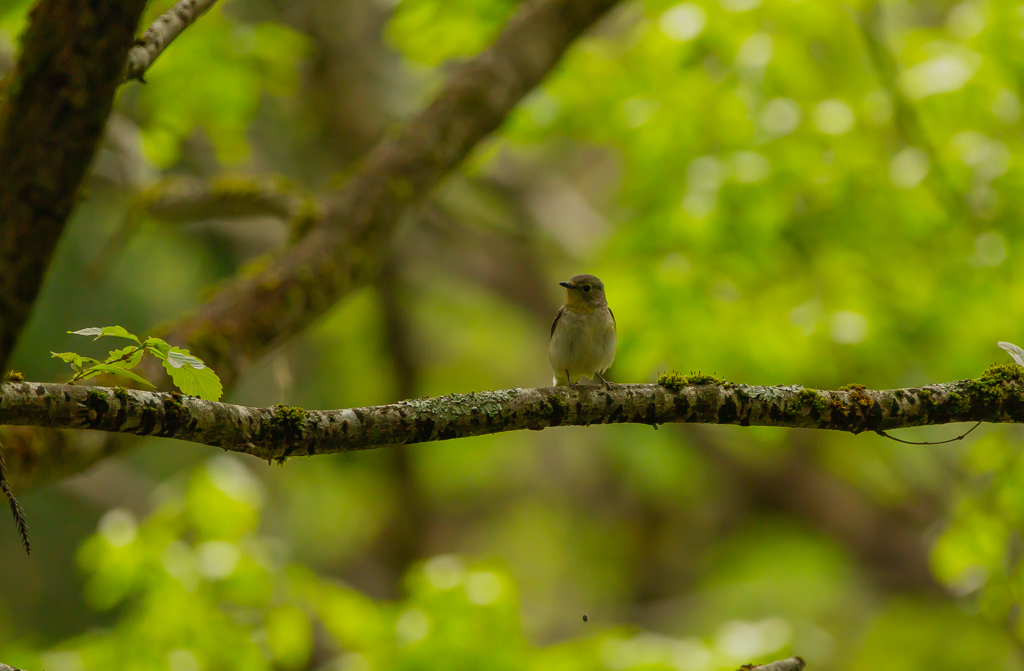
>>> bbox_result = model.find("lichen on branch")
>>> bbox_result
[124,0,221,82]
[2,364,1022,462]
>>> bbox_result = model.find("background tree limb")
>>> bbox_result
[160,0,622,387]
[1,372,1020,460]
[0,0,148,370]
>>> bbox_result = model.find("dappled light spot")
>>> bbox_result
[862,89,894,125]
[658,3,707,42]
[760,98,802,136]
[162,540,199,590]
[732,150,771,183]
[687,155,725,192]
[196,540,240,579]
[720,0,762,13]
[813,99,855,136]
[714,618,793,662]
[736,33,773,70]
[39,652,83,671]
[947,0,987,40]
[900,53,979,99]
[992,89,1021,123]
[830,311,868,345]
[600,633,680,670]
[524,90,561,127]
[206,454,263,508]
[950,132,1010,180]
[682,191,717,218]
[968,184,1001,219]
[423,554,465,590]
[396,608,429,644]
[465,570,502,604]
[621,96,660,127]
[167,649,200,671]
[671,638,713,671]
[790,299,822,336]
[98,508,137,548]
[972,231,1008,267]
[888,147,930,189]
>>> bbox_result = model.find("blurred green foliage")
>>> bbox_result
[4,0,1024,667]
[4,455,807,671]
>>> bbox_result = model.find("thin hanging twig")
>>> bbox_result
[877,421,981,445]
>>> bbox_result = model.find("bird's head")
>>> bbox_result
[560,274,608,312]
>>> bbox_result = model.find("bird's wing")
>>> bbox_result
[550,305,565,339]
[608,307,616,328]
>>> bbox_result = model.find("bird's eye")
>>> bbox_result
[583,285,592,293]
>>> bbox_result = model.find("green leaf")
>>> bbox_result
[161,347,223,401]
[81,364,156,388]
[166,349,207,370]
[105,347,144,369]
[51,352,100,368]
[142,337,171,359]
[69,326,141,344]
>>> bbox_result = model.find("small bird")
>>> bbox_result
[549,274,616,387]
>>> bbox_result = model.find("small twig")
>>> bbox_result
[124,0,221,82]
[739,657,806,671]
[0,440,30,554]
[877,421,981,445]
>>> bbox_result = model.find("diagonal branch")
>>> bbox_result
[86,176,313,281]
[159,0,622,387]
[2,371,1022,461]
[0,0,148,370]
[738,658,805,671]
[124,0,221,82]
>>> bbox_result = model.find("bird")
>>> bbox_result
[549,273,616,387]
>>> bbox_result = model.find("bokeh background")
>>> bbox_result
[3,0,1024,667]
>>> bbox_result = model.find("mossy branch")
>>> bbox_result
[739,658,806,671]
[87,176,314,281]
[2,364,1023,462]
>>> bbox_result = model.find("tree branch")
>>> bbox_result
[159,0,622,387]
[124,0,221,82]
[739,658,805,671]
[0,0,148,369]
[2,372,1021,461]
[86,176,312,281]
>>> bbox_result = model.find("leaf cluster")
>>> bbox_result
[51,326,223,401]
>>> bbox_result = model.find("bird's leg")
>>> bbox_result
[566,370,578,386]
[595,371,613,389]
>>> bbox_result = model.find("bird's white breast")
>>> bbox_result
[548,307,616,384]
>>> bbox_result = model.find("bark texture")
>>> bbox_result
[161,0,621,387]
[740,659,806,671]
[0,0,148,369]
[124,0,221,81]
[2,369,1021,461]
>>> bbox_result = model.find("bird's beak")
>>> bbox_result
[559,281,573,289]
